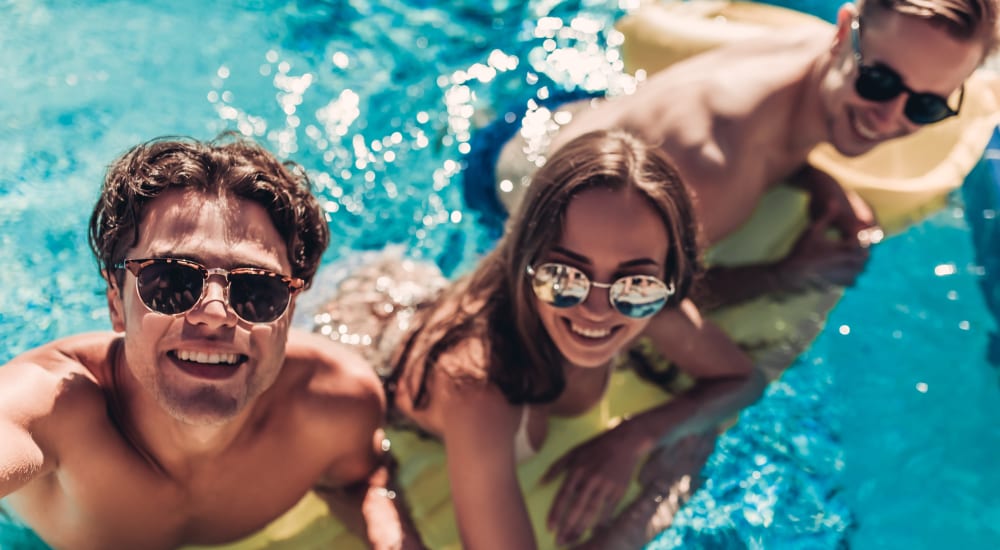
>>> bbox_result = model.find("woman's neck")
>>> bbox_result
[548,360,614,416]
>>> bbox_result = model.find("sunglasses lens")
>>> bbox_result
[857,65,957,124]
[855,65,903,102]
[135,261,203,315]
[904,93,952,124]
[609,276,671,318]
[229,273,292,323]
[530,263,590,308]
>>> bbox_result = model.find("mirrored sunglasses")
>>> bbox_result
[526,262,675,319]
[850,16,962,124]
[116,258,303,324]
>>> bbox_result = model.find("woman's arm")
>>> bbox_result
[623,297,765,449]
[543,299,762,543]
[439,381,537,550]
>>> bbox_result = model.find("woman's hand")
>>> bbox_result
[566,432,718,550]
[542,419,651,546]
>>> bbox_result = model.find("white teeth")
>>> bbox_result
[570,323,611,339]
[175,350,239,365]
[854,116,879,140]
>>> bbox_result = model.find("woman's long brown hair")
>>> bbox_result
[407,129,701,408]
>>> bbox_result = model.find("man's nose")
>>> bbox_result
[185,277,237,327]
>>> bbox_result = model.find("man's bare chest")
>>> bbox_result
[10,442,328,549]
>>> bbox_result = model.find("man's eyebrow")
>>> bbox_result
[144,251,283,272]
[551,246,660,268]
[143,251,198,263]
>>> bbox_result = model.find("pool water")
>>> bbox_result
[1,1,998,548]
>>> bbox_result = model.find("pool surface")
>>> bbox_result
[2,1,998,548]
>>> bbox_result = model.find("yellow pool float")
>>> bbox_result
[187,367,693,550]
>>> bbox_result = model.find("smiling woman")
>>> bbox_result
[307,129,762,549]
[529,186,673,369]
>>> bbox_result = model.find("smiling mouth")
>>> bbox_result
[851,109,883,142]
[168,350,248,380]
[564,319,615,340]
[173,350,243,365]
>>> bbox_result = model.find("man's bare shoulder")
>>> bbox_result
[640,27,829,104]
[2,332,117,398]
[0,333,119,447]
[276,330,385,486]
[283,328,385,418]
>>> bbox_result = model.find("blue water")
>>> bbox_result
[1,1,998,548]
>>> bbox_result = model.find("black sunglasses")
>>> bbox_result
[527,262,675,319]
[850,16,963,124]
[115,258,304,324]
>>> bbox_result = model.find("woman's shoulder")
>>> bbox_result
[395,332,491,404]
[431,369,521,437]
[396,334,518,432]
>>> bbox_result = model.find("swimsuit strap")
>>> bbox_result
[512,405,537,462]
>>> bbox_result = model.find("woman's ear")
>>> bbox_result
[105,271,126,333]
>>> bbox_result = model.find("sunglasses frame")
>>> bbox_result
[526,262,676,319]
[115,257,304,324]
[849,16,962,124]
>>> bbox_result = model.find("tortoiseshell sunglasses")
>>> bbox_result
[115,258,303,324]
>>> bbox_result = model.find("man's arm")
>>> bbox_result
[0,422,46,498]
[295,329,425,550]
[694,168,881,308]
[692,241,867,308]
[314,435,425,550]
[774,166,882,289]
[789,164,881,245]
[0,362,56,498]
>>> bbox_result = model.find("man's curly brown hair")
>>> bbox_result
[88,134,330,288]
